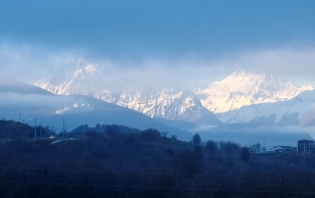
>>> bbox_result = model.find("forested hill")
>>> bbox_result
[0,120,54,139]
[1,125,315,197]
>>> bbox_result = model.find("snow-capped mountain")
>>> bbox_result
[34,59,314,126]
[0,78,194,140]
[35,59,222,126]
[35,59,105,95]
[196,69,314,113]
[115,88,222,125]
[216,90,315,125]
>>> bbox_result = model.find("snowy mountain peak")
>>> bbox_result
[196,69,314,113]
[75,59,99,74]
[34,62,313,126]
[34,61,222,125]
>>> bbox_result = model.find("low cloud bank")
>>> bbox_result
[1,44,315,89]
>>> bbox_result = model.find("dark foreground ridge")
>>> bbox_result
[1,121,315,197]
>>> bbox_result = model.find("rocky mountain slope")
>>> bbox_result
[0,78,193,140]
[34,59,222,126]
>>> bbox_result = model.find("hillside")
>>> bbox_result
[1,129,315,197]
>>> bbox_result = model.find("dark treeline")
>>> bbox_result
[0,123,315,197]
[71,123,142,137]
[0,120,54,139]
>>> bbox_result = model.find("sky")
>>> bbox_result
[1,0,315,86]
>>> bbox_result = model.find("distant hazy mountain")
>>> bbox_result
[196,69,314,113]
[35,59,222,126]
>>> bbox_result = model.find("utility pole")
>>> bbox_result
[40,122,42,138]
[62,118,67,138]
[35,118,36,139]
[63,118,65,138]
[65,119,67,138]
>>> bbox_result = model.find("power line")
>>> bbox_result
[0,150,297,163]
[0,166,313,180]
[0,180,313,195]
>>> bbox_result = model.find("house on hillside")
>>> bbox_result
[298,140,315,154]
[55,103,94,115]
[279,146,297,153]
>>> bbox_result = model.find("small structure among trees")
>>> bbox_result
[264,145,297,154]
[298,140,315,154]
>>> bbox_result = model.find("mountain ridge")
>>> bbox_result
[0,78,193,140]
[34,59,314,126]
[34,59,222,126]
[196,69,313,113]
[216,89,315,126]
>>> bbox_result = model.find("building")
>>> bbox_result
[297,140,315,154]
[265,146,297,154]
[55,103,94,115]
[278,146,297,153]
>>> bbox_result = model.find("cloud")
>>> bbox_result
[0,42,80,82]
[1,1,315,87]
[0,93,71,107]
[1,43,315,88]
[1,1,314,57]
[213,47,315,86]
[120,47,315,88]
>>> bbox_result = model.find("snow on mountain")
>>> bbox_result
[196,69,314,113]
[35,59,104,95]
[34,59,222,126]
[216,90,315,125]
[34,59,314,126]
[115,88,222,125]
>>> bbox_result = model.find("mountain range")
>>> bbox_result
[34,59,222,126]
[1,60,315,146]
[196,69,313,113]
[34,59,315,127]
[217,89,315,126]
[0,77,193,140]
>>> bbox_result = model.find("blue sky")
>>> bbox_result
[1,0,315,85]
